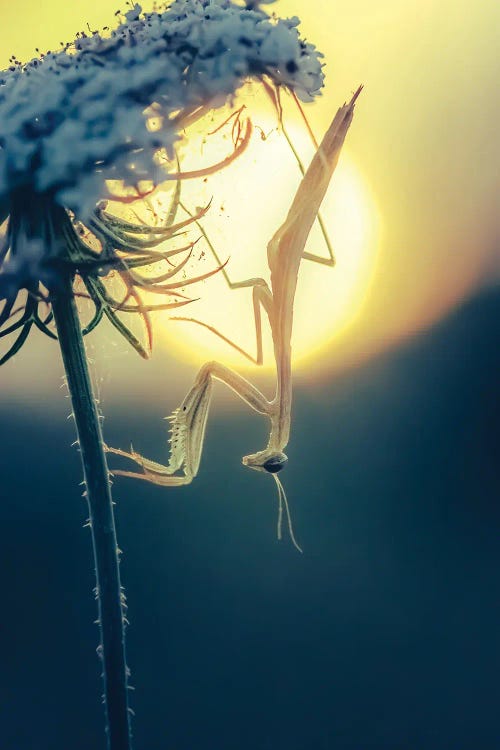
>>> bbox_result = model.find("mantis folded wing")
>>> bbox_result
[109,87,362,550]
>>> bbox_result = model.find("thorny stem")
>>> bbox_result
[51,275,133,750]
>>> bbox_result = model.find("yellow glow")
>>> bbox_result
[0,0,498,401]
[150,102,379,372]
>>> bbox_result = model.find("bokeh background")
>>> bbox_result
[0,1,499,749]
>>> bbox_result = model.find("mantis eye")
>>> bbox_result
[263,453,288,474]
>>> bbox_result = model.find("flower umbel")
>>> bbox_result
[0,0,324,215]
[0,1,324,361]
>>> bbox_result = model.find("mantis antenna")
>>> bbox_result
[109,86,362,550]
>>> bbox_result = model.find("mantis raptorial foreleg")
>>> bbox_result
[110,360,273,485]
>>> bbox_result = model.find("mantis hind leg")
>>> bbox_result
[280,118,336,268]
[265,82,336,268]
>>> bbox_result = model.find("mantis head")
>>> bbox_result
[242,449,288,474]
[243,448,302,552]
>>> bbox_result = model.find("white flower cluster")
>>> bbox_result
[0,236,47,297]
[0,1,324,220]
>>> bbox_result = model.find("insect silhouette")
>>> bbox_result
[110,87,362,551]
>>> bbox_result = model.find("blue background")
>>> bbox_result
[1,286,499,750]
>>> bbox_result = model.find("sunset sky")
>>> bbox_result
[0,0,498,400]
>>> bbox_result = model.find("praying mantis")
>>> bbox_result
[110,87,362,550]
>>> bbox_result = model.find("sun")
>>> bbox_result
[148,99,379,374]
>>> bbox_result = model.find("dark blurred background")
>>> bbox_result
[1,284,499,750]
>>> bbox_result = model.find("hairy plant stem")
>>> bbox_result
[51,275,133,750]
